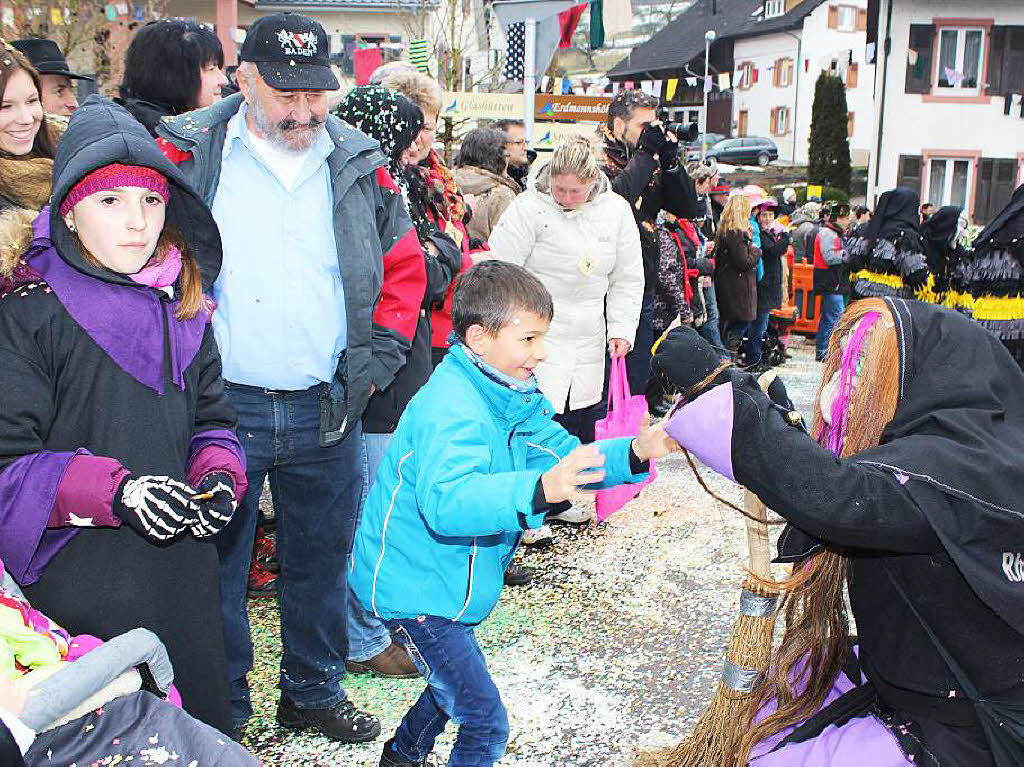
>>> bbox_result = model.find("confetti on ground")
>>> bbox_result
[244,342,823,766]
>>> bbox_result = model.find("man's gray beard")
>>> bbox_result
[250,96,324,155]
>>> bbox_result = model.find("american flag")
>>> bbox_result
[504,22,525,80]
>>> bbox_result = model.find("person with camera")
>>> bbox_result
[600,89,700,394]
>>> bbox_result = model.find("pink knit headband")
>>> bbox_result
[59,164,170,218]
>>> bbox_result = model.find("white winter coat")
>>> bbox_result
[486,168,643,413]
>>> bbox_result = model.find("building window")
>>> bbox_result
[828,5,858,32]
[774,57,794,87]
[936,28,985,90]
[771,106,790,135]
[737,61,756,89]
[927,157,972,208]
[764,0,784,19]
[847,112,855,137]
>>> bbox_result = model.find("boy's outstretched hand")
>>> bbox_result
[632,413,681,462]
[542,445,606,503]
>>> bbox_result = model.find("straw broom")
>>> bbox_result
[637,374,783,767]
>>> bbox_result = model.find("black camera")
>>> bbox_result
[663,121,699,143]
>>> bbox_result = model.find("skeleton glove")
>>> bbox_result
[114,475,198,542]
[189,472,237,538]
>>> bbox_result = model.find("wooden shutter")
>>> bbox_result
[987,27,1007,95]
[905,24,935,94]
[828,5,838,30]
[989,26,1024,96]
[847,62,859,88]
[773,59,780,87]
[896,155,922,196]
[856,8,868,32]
[770,107,778,135]
[847,112,855,137]
[975,158,1018,224]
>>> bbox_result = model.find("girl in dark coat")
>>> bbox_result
[653,213,715,339]
[714,193,761,350]
[0,96,245,734]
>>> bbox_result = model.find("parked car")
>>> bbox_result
[684,133,726,161]
[705,136,778,166]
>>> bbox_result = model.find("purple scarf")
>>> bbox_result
[26,209,209,394]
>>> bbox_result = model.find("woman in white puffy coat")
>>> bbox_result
[486,137,644,443]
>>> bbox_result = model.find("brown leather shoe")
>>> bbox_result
[346,642,420,679]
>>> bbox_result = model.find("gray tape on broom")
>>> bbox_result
[739,589,778,618]
[722,661,765,693]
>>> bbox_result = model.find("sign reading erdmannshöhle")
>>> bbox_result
[534,94,612,122]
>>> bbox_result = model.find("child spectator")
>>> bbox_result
[349,261,676,766]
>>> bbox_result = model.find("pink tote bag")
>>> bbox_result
[594,355,656,521]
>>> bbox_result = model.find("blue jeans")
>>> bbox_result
[744,310,772,365]
[217,383,362,728]
[384,616,509,766]
[347,431,394,663]
[697,282,730,360]
[816,293,846,358]
[625,291,655,395]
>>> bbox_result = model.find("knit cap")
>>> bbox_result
[59,163,170,217]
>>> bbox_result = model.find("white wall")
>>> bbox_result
[868,0,1024,212]
[732,0,874,165]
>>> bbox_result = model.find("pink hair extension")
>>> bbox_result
[823,312,880,456]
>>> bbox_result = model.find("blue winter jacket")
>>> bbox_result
[349,345,650,625]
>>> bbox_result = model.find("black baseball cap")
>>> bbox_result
[10,39,94,81]
[240,13,338,91]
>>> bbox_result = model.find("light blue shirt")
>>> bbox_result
[211,104,346,389]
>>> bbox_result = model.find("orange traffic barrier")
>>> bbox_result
[791,262,820,336]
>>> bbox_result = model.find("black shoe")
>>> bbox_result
[503,564,535,587]
[380,737,425,766]
[276,696,381,743]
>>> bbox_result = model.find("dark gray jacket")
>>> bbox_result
[156,93,425,444]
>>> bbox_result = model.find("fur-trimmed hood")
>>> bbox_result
[0,206,39,284]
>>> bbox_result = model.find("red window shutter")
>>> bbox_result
[828,5,839,29]
[753,66,760,84]
[848,62,859,88]
[856,8,868,32]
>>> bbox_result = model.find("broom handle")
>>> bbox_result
[743,371,777,580]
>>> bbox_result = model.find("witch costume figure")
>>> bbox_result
[921,205,967,304]
[652,298,1024,766]
[0,96,245,734]
[845,187,930,300]
[952,184,1024,367]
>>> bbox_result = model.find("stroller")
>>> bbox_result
[764,305,798,367]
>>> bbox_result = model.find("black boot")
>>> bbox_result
[276,696,381,743]
[379,737,424,766]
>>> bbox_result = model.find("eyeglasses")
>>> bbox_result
[506,139,527,146]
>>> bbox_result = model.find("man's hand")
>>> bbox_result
[542,445,606,503]
[632,412,681,462]
[608,338,632,358]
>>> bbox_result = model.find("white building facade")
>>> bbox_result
[867,0,1024,224]
[731,0,875,166]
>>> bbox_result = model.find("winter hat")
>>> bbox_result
[685,157,718,181]
[783,187,797,203]
[59,163,169,218]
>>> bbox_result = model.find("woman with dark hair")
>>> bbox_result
[920,205,966,301]
[118,19,227,136]
[454,127,520,243]
[0,44,59,215]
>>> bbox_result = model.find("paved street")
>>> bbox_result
[244,340,822,766]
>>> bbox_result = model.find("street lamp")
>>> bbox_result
[702,29,716,161]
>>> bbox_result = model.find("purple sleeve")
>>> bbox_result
[0,450,79,585]
[50,454,130,528]
[188,429,247,499]
[664,383,736,481]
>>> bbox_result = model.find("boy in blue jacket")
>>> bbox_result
[350,261,678,766]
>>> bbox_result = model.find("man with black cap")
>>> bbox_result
[10,39,92,117]
[156,11,427,745]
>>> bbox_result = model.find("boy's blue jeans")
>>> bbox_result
[816,293,846,358]
[384,616,509,766]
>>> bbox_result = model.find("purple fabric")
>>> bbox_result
[188,429,247,498]
[26,210,210,395]
[51,453,130,528]
[748,650,910,766]
[664,383,736,481]
[0,451,81,585]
